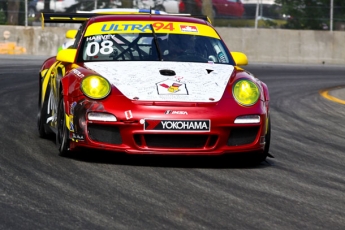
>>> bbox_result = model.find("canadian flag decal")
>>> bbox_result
[180,25,198,32]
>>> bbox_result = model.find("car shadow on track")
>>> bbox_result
[62,149,274,169]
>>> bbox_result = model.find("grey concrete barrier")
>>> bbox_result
[0,25,344,65]
[0,26,69,57]
[217,28,345,65]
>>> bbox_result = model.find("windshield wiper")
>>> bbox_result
[150,24,163,61]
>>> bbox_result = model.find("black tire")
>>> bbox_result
[57,97,70,156]
[263,116,271,156]
[245,116,271,165]
[254,116,271,163]
[37,86,50,138]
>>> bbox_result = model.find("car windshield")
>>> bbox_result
[80,33,233,64]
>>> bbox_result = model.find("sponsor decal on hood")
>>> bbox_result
[144,119,210,131]
[84,62,234,102]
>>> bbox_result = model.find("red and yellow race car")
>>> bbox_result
[38,12,270,162]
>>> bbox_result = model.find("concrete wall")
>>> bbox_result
[0,26,69,56]
[0,25,344,65]
[217,28,345,65]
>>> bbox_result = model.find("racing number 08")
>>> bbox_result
[85,22,175,57]
[86,41,114,57]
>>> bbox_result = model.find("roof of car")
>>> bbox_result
[88,14,210,26]
[77,8,169,14]
[41,12,211,27]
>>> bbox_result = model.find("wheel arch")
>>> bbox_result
[260,82,270,102]
[60,76,70,113]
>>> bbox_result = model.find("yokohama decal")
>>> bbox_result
[144,120,210,131]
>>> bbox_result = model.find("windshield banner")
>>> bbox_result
[84,21,220,39]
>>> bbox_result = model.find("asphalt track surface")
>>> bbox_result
[1,57,345,230]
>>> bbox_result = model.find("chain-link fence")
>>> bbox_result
[0,0,344,30]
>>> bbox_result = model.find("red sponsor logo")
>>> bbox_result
[125,110,133,120]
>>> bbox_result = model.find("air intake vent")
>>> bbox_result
[134,134,217,149]
[88,124,122,145]
[160,69,176,76]
[227,127,259,146]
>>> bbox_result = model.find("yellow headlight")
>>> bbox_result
[233,80,260,106]
[81,75,111,99]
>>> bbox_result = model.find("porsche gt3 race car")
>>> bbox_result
[38,12,271,163]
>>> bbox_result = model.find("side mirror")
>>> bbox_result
[231,52,248,66]
[65,29,78,39]
[56,49,77,63]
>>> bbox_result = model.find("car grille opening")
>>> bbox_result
[134,134,218,149]
[227,127,259,146]
[88,124,122,145]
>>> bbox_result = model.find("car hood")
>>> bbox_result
[84,62,235,102]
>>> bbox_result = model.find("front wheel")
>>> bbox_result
[56,97,70,156]
[37,102,48,138]
[37,85,51,138]
[253,116,271,163]
[263,116,271,156]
